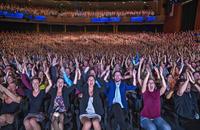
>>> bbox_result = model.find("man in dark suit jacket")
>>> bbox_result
[104,70,137,130]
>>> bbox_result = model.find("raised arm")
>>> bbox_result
[0,84,21,103]
[104,68,110,83]
[164,55,167,64]
[14,55,22,72]
[111,55,115,69]
[160,66,167,96]
[101,65,110,78]
[50,56,59,84]
[2,55,9,66]
[73,67,84,92]
[73,68,79,85]
[121,56,125,68]
[177,72,190,96]
[154,66,161,80]
[31,63,36,78]
[171,62,177,76]
[60,56,73,87]
[100,56,105,72]
[186,62,195,72]
[132,68,137,86]
[44,66,52,93]
[137,57,144,87]
[21,64,32,90]
[125,55,129,69]
[188,71,200,93]
[141,68,150,93]
[179,64,184,76]
[47,53,52,63]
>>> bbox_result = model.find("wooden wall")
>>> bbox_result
[164,4,182,33]
[195,0,200,30]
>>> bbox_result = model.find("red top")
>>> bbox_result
[140,89,161,119]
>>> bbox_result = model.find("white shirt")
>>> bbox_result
[113,81,124,108]
[86,97,95,114]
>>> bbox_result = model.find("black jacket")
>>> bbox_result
[77,81,105,116]
[48,86,75,114]
[174,91,199,119]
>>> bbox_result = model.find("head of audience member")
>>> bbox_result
[87,75,95,89]
[113,71,123,83]
[56,78,64,89]
[147,78,156,92]
[65,67,71,76]
[88,68,96,77]
[38,70,44,83]
[31,77,41,92]
[7,82,17,93]
[193,71,200,85]
[6,75,15,85]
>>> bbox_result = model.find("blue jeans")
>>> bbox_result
[140,116,171,130]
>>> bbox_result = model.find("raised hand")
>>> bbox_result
[22,56,28,64]
[44,66,50,76]
[186,72,190,81]
[146,66,151,74]
[154,66,159,73]
[75,57,79,68]
[159,66,164,77]
[21,63,27,74]
[60,56,63,67]
[14,54,17,61]
[105,65,110,71]
[52,56,59,66]
[132,68,137,78]
[188,71,195,84]
[140,57,145,64]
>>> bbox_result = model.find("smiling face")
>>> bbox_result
[87,76,95,88]
[32,78,40,91]
[194,72,200,81]
[27,63,32,70]
[7,82,17,93]
[197,79,200,84]
[7,75,14,84]
[38,71,44,80]
[147,79,156,92]
[57,78,64,88]
[84,60,88,67]
[114,71,122,82]
[167,74,173,82]
[65,68,71,76]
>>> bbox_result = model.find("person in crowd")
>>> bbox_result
[140,64,171,130]
[75,67,105,130]
[0,3,155,17]
[0,83,21,128]
[48,56,77,130]
[103,67,137,130]
[22,63,52,130]
[0,31,199,130]
[174,71,200,130]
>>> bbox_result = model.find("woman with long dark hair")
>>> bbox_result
[22,64,52,130]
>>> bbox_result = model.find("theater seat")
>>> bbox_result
[161,97,185,130]
[126,90,143,130]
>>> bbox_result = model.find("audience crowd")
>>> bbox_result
[0,3,155,17]
[0,31,200,130]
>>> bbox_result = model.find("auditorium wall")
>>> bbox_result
[195,0,200,30]
[164,4,182,33]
